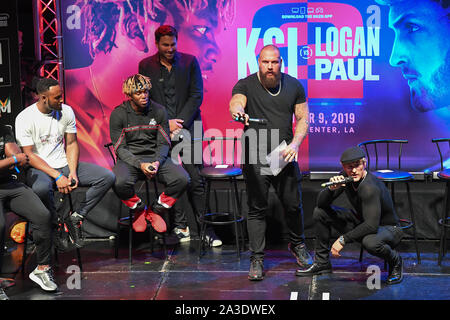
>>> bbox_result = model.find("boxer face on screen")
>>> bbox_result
[341,158,367,182]
[386,0,450,112]
[176,10,220,79]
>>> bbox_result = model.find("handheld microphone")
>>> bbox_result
[234,115,268,125]
[321,177,354,188]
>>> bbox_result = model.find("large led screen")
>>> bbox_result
[61,0,450,172]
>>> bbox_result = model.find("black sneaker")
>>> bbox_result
[66,213,85,248]
[0,287,9,300]
[248,257,264,281]
[288,243,313,268]
[295,262,332,277]
[53,227,74,253]
[387,255,403,285]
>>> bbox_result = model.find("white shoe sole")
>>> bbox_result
[29,272,58,292]
[178,236,191,243]
[211,240,223,247]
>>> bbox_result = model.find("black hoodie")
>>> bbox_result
[109,99,170,168]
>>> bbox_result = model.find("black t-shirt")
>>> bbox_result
[0,124,17,182]
[232,73,306,164]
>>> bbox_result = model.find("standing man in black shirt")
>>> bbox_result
[229,44,313,281]
[110,74,190,234]
[296,146,404,285]
[0,120,57,295]
[138,25,222,246]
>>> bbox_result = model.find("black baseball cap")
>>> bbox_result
[340,146,366,163]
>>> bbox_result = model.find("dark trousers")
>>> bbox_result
[0,181,52,266]
[169,139,206,230]
[172,162,206,230]
[112,158,189,204]
[26,162,115,221]
[313,206,404,265]
[243,162,306,259]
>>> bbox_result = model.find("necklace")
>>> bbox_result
[257,72,281,97]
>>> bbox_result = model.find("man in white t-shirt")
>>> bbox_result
[15,78,115,248]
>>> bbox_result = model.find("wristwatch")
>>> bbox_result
[338,235,345,246]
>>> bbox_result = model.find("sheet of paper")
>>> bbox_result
[265,140,288,176]
[215,164,229,169]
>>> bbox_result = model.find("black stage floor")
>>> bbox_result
[1,236,449,302]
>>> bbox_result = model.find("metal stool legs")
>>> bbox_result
[358,181,420,267]
[404,182,421,263]
[21,221,30,276]
[198,177,244,258]
[390,182,420,263]
[146,180,167,258]
[66,193,83,271]
[116,179,166,266]
[198,180,211,257]
[438,181,450,265]
[232,177,245,254]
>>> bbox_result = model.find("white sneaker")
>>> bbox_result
[0,287,9,300]
[205,234,223,247]
[174,226,191,243]
[29,266,58,292]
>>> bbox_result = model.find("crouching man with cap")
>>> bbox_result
[296,146,404,284]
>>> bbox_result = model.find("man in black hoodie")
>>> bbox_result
[296,146,404,285]
[109,74,189,233]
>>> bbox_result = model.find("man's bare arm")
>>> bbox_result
[291,101,309,148]
[229,93,248,125]
[22,144,72,193]
[65,132,80,188]
[22,145,61,179]
[283,102,309,162]
[65,133,79,176]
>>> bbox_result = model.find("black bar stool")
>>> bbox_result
[431,138,450,265]
[197,137,245,258]
[358,139,421,263]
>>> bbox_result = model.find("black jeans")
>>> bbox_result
[169,139,206,230]
[172,162,206,230]
[243,162,306,259]
[112,157,189,204]
[0,181,52,266]
[313,206,404,265]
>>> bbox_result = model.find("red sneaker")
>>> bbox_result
[132,208,147,232]
[145,209,167,233]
